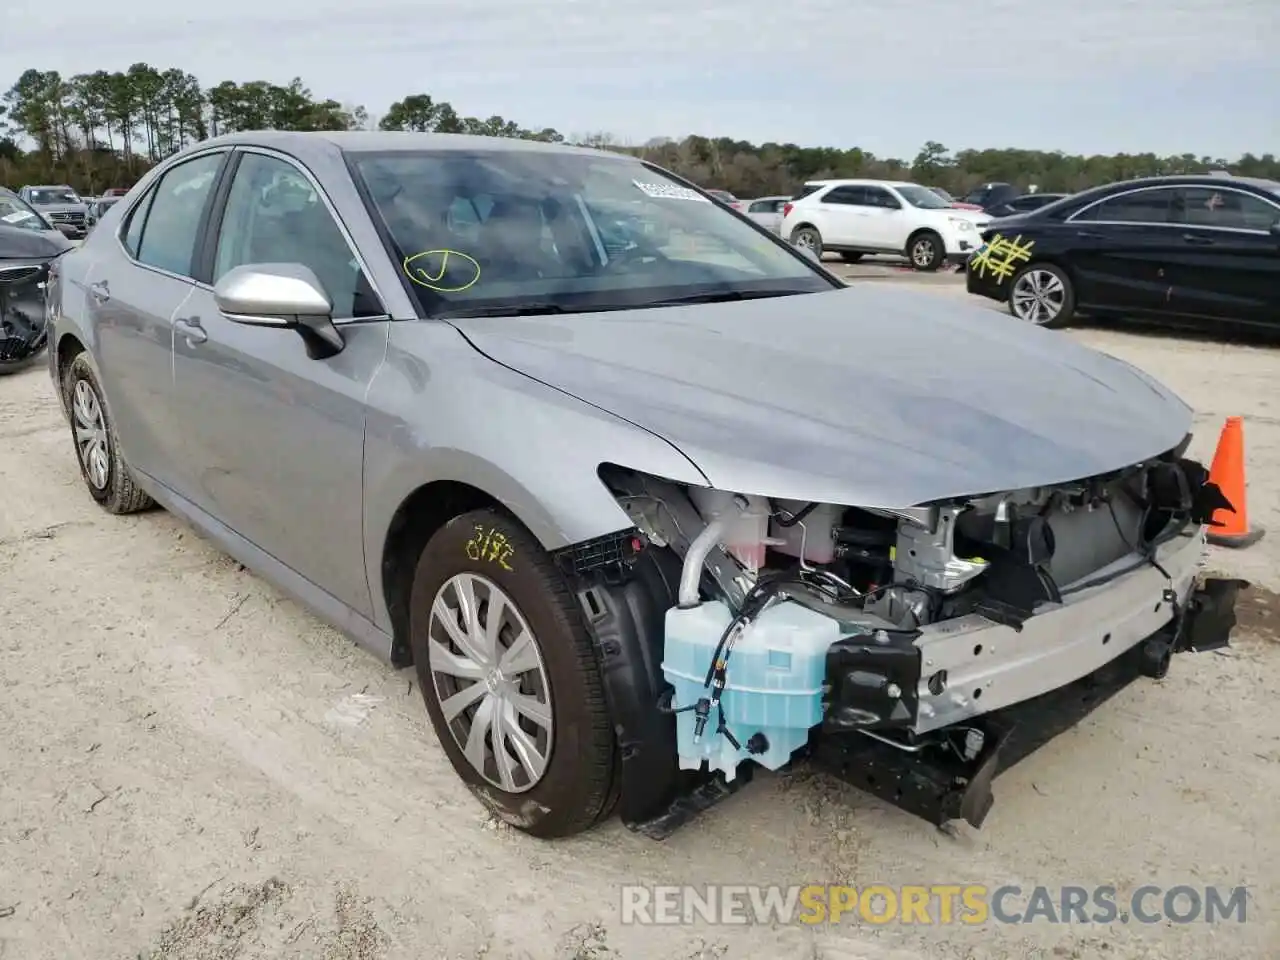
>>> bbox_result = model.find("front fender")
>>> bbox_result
[361,320,711,636]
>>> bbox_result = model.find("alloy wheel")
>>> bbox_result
[1011,269,1066,324]
[72,379,110,490]
[427,572,554,793]
[911,237,936,268]
[793,229,818,251]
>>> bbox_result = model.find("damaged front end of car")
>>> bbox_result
[553,443,1246,838]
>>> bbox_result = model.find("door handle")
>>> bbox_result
[1182,233,1215,245]
[174,316,208,344]
[89,280,109,302]
[1074,230,1106,240]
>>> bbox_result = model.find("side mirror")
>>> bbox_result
[213,262,344,358]
[53,222,78,238]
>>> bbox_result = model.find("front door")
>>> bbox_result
[859,185,909,249]
[89,151,228,490]
[171,149,391,617]
[1163,186,1280,328]
[1064,185,1181,317]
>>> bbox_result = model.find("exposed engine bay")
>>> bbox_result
[588,448,1240,833]
[604,450,1224,637]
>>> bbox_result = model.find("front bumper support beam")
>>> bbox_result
[810,575,1245,829]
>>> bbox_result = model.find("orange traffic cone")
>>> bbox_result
[1205,416,1265,548]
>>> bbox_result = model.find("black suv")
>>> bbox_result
[965,174,1280,331]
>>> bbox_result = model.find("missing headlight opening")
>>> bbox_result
[591,452,1243,836]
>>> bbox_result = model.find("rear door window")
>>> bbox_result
[820,186,868,206]
[1173,188,1280,231]
[134,152,226,277]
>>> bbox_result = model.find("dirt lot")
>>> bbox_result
[2,271,1278,960]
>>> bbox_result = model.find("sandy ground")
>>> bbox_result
[2,276,1278,960]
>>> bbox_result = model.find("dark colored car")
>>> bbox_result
[965,174,1280,330]
[985,193,1068,218]
[0,222,71,372]
[960,182,1018,210]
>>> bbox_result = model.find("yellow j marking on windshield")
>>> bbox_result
[968,234,1034,283]
[403,249,482,292]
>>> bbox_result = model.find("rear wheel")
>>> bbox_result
[62,353,154,513]
[1008,263,1076,328]
[408,508,617,837]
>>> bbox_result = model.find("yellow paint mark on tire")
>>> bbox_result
[465,525,515,571]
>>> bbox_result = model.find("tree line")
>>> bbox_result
[4,63,1279,199]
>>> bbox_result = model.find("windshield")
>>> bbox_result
[895,184,953,209]
[28,188,80,205]
[349,149,834,317]
[928,186,953,201]
[0,194,50,231]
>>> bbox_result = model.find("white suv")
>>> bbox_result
[779,179,990,271]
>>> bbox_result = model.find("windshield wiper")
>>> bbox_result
[642,289,814,307]
[436,303,573,319]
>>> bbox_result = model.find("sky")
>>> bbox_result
[2,0,1277,160]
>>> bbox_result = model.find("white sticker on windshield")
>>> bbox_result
[633,180,711,203]
[1,211,35,224]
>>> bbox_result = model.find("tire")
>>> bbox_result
[790,225,823,257]
[839,252,863,263]
[906,230,944,271]
[408,507,617,838]
[0,342,47,376]
[1008,262,1076,329]
[62,353,154,514]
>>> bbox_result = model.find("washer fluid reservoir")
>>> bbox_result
[661,598,840,781]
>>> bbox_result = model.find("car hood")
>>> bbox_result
[0,223,72,258]
[452,285,1193,509]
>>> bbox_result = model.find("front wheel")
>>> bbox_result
[408,508,618,837]
[0,342,47,376]
[790,225,823,257]
[1008,263,1076,328]
[906,230,945,271]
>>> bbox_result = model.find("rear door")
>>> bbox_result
[811,186,870,247]
[1063,186,1182,316]
[1163,186,1280,328]
[89,150,229,491]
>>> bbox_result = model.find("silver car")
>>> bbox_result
[741,195,791,235]
[47,131,1238,840]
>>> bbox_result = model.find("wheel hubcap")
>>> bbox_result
[427,573,553,793]
[912,239,935,267]
[72,379,109,490]
[795,231,816,249]
[1012,269,1065,324]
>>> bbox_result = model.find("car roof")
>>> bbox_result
[804,178,912,187]
[1093,173,1280,193]
[184,130,636,165]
